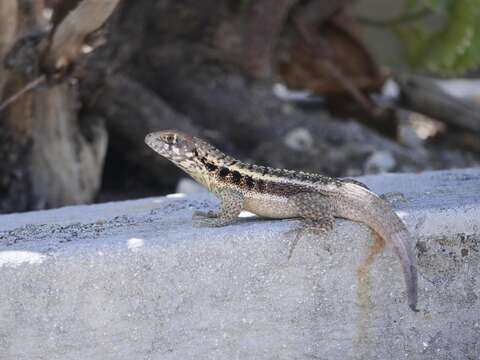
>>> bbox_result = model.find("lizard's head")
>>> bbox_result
[145,130,229,174]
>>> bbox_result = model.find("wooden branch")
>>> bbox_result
[0,1,110,213]
[95,74,200,140]
[50,0,84,30]
[0,0,17,59]
[90,74,201,181]
[0,0,18,98]
[293,16,379,116]
[0,76,45,112]
[0,0,120,112]
[293,0,351,27]
[396,74,480,134]
[243,0,300,78]
[41,0,120,75]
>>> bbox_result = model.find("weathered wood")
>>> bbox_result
[42,0,121,77]
[132,60,425,176]
[96,74,199,139]
[0,0,112,213]
[90,74,200,183]
[396,74,480,134]
[242,0,300,78]
[0,0,18,99]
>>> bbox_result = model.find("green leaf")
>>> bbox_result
[395,0,480,75]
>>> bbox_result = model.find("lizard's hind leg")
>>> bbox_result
[286,193,335,259]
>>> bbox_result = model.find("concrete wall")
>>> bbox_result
[0,169,479,359]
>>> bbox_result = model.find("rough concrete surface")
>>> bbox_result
[0,168,479,360]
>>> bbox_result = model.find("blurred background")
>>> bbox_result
[1,0,480,214]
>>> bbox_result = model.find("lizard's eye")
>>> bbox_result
[164,134,177,145]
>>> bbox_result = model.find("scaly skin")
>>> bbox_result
[145,130,418,311]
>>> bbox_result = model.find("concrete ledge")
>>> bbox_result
[0,169,479,359]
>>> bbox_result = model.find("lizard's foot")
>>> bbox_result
[192,210,218,219]
[285,192,335,260]
[284,219,335,260]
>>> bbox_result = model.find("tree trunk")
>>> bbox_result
[0,0,107,213]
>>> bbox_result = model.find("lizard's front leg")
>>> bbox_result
[286,192,335,258]
[193,188,244,227]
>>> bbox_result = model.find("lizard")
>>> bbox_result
[145,130,418,311]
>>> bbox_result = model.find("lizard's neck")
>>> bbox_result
[188,170,215,192]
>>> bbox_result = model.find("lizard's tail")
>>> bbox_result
[334,182,418,311]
